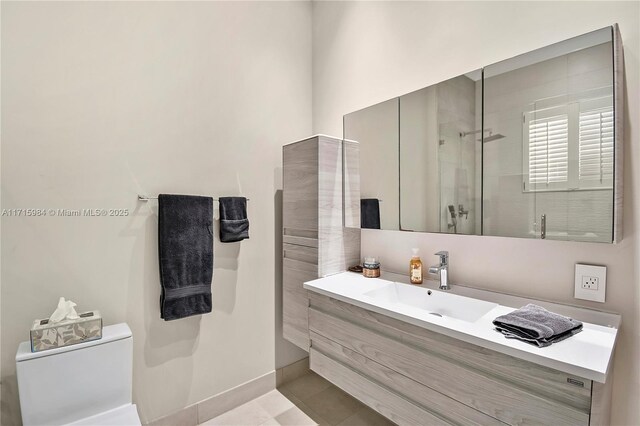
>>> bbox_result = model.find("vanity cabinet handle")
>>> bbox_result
[567,378,585,388]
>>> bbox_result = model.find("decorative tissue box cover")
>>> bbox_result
[30,311,102,352]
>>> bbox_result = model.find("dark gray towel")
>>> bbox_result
[158,194,213,320]
[493,304,583,347]
[361,199,380,229]
[219,197,249,243]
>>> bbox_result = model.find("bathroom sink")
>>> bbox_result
[363,282,498,322]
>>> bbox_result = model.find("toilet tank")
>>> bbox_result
[16,323,133,426]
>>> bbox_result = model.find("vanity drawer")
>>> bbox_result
[282,258,318,351]
[283,258,317,275]
[283,228,318,253]
[311,332,503,425]
[282,243,318,351]
[283,233,318,249]
[310,348,446,426]
[283,243,318,265]
[309,296,590,426]
[309,293,592,408]
[282,288,309,350]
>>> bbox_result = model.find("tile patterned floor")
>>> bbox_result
[201,371,395,426]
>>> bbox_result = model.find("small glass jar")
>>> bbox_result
[362,257,381,278]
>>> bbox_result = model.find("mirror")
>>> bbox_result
[399,71,482,234]
[344,98,399,230]
[343,25,622,243]
[483,27,614,242]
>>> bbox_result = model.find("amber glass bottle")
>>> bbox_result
[409,248,423,284]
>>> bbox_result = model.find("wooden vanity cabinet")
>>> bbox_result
[308,293,612,426]
[282,135,360,350]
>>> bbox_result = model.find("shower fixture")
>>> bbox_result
[447,205,457,234]
[484,132,506,142]
[459,128,505,142]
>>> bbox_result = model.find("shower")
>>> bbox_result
[460,128,505,142]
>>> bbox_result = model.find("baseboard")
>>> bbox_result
[146,404,198,426]
[276,357,310,387]
[146,370,276,426]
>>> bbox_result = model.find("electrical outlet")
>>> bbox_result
[575,264,606,302]
[581,276,599,290]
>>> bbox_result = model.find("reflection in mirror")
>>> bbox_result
[344,98,399,230]
[399,71,482,234]
[483,27,614,242]
[343,25,620,243]
[343,139,361,229]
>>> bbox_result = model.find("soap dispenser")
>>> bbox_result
[409,248,423,284]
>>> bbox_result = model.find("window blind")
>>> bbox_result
[523,97,613,192]
[578,106,614,184]
[528,115,569,186]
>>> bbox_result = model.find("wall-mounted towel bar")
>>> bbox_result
[138,195,250,202]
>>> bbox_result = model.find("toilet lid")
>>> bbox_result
[68,404,141,426]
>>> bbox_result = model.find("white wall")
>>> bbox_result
[313,2,639,424]
[1,1,310,424]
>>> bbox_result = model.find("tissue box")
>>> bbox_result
[30,311,102,353]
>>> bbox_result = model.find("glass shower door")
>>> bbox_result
[438,123,474,234]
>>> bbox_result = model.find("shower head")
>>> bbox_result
[483,133,505,142]
[459,129,505,142]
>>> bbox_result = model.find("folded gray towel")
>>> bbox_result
[493,304,583,347]
[158,194,213,320]
[219,197,249,243]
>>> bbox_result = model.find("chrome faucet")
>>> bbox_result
[428,251,450,291]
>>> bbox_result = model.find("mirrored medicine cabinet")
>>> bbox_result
[344,25,623,243]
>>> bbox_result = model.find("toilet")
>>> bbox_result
[16,323,141,426]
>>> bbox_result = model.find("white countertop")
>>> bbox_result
[303,271,620,383]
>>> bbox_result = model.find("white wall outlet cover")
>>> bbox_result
[574,264,607,303]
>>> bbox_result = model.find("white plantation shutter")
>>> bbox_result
[528,115,569,187]
[578,106,614,186]
[523,96,613,192]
